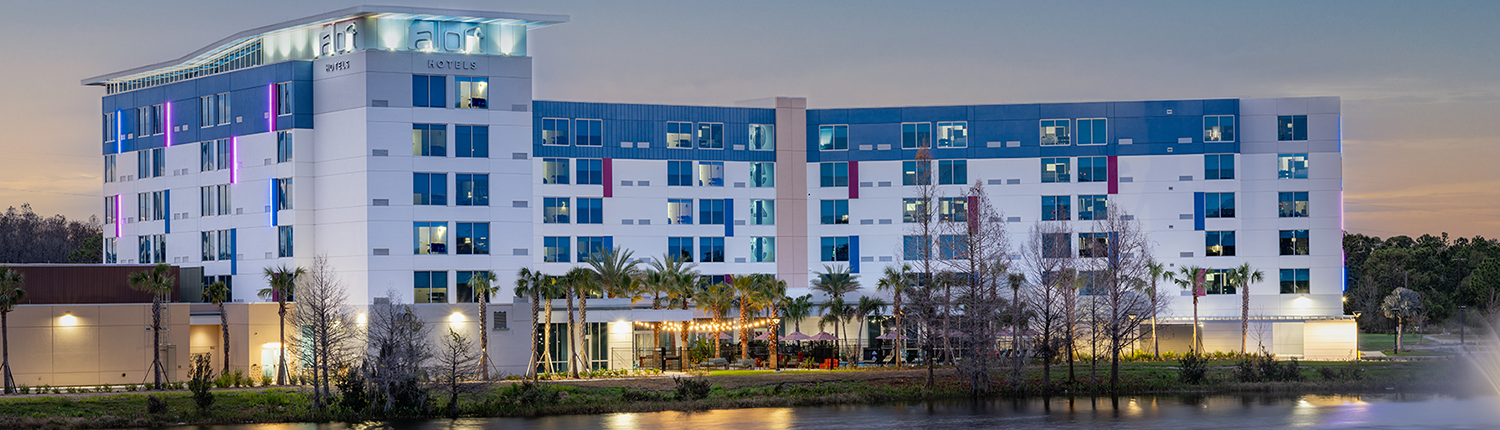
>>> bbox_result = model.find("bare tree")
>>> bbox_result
[1078,207,1166,391]
[293,256,358,410]
[1021,221,1076,393]
[364,290,431,414]
[901,148,955,364]
[432,328,482,418]
[937,181,1013,393]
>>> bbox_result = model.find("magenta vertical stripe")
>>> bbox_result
[602,158,613,198]
[848,161,859,199]
[1107,155,1119,194]
[966,195,978,234]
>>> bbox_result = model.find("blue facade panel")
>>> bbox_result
[100,61,313,155]
[724,199,734,237]
[849,235,860,274]
[1193,192,1206,231]
[533,101,777,161]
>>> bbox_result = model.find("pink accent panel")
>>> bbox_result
[1107,155,1119,194]
[966,195,978,234]
[603,158,613,198]
[848,161,859,199]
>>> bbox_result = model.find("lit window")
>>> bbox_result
[667,122,693,149]
[1042,196,1070,221]
[902,160,930,186]
[543,198,570,224]
[542,158,569,184]
[1040,119,1070,146]
[1278,115,1308,141]
[455,76,488,109]
[413,124,447,156]
[818,125,848,150]
[667,199,693,224]
[1278,192,1309,218]
[1278,153,1308,179]
[413,222,448,255]
[1077,195,1107,221]
[1205,231,1235,257]
[542,118,569,146]
[1078,233,1109,258]
[1204,115,1235,142]
[543,237,570,262]
[902,198,929,223]
[1205,269,1235,295]
[937,122,967,148]
[1041,158,1071,183]
[749,124,775,150]
[698,161,724,187]
[1280,230,1310,256]
[697,123,724,149]
[938,197,966,222]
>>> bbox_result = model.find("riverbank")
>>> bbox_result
[0,359,1471,430]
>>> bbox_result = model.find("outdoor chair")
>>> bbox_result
[730,358,756,369]
[698,357,730,369]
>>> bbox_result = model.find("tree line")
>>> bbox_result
[1344,232,1500,332]
[0,204,101,264]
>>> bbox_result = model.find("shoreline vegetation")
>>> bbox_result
[0,359,1472,430]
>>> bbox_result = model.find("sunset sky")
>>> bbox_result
[1,0,1495,240]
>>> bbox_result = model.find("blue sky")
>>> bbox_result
[1,0,1495,238]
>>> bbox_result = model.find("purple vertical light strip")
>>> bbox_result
[267,84,275,132]
[115,109,123,154]
[269,180,276,226]
[114,195,122,237]
[165,101,173,147]
[230,136,239,184]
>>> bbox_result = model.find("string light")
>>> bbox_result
[633,318,782,333]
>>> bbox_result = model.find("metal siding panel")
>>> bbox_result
[724,199,733,237]
[849,235,860,274]
[1194,192,1206,231]
[973,103,1039,121]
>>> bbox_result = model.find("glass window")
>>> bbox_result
[821,237,850,262]
[902,160,930,186]
[1205,269,1235,295]
[1205,154,1234,180]
[414,271,447,304]
[456,125,489,158]
[276,131,293,163]
[698,161,724,187]
[938,197,967,222]
[542,158,569,184]
[200,142,215,172]
[217,92,231,126]
[1077,157,1107,183]
[103,196,117,225]
[576,159,603,185]
[937,121,967,148]
[218,230,232,261]
[456,174,489,206]
[821,162,849,187]
[818,125,848,150]
[1278,115,1308,141]
[1076,118,1106,145]
[939,235,967,260]
[1280,229,1310,256]
[697,123,724,149]
[750,162,774,187]
[1041,158,1071,183]
[1042,195,1071,221]
[412,75,446,108]
[699,237,725,263]
[200,95,215,128]
[903,235,930,261]
[1077,195,1107,221]
[276,82,292,116]
[1204,115,1235,142]
[1042,233,1071,258]
[413,173,446,206]
[577,198,603,224]
[274,178,293,210]
[1041,119,1070,146]
[542,118,569,146]
[151,148,164,178]
[216,139,230,171]
[200,187,214,217]
[1279,192,1309,218]
[1280,268,1311,294]
[938,160,967,185]
[667,199,693,224]
[1078,233,1109,258]
[1278,153,1309,179]
[544,237,570,262]
[699,199,726,225]
[820,200,849,225]
[455,76,488,109]
[902,123,931,149]
[751,237,776,262]
[138,236,150,263]
[278,226,294,258]
[414,222,448,255]
[201,231,215,261]
[1206,231,1236,257]
[668,237,694,262]
[137,151,149,179]
[667,122,693,149]
[152,191,165,221]
[667,160,693,186]
[217,184,231,216]
[457,222,490,255]
[750,200,775,225]
[456,271,491,303]
[543,197,570,224]
[749,124,775,150]
[576,119,602,146]
[903,198,929,223]
[413,123,447,156]
[1205,192,1234,218]
[105,238,116,264]
[577,236,606,263]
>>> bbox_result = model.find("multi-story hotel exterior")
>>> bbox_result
[72,5,1353,381]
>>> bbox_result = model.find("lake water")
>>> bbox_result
[132,393,1500,430]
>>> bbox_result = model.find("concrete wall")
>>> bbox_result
[8,304,189,387]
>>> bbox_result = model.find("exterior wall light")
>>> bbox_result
[59,313,77,326]
[449,312,465,323]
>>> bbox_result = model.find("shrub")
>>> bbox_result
[146,395,168,414]
[261,375,273,387]
[188,354,216,413]
[1178,350,1208,384]
[124,384,137,392]
[672,376,712,401]
[335,366,370,413]
[621,388,663,402]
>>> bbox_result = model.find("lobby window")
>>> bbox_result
[937,121,967,148]
[938,197,967,222]
[577,236,607,263]
[700,199,726,225]
[1042,233,1071,258]
[750,200,775,225]
[1077,195,1107,221]
[575,159,602,185]
[1040,119,1070,146]
[413,124,447,156]
[750,162,774,187]
[455,76,488,109]
[938,160,967,185]
[104,155,116,183]
[277,131,294,163]
[697,122,724,149]
[1280,268,1311,294]
[414,222,448,255]
[542,158,570,184]
[1205,192,1235,218]
[820,199,849,225]
[276,82,292,116]
[903,236,931,261]
[456,271,492,303]
[1279,192,1309,218]
[544,237,571,262]
[576,119,602,146]
[1041,158,1071,183]
[903,198,929,223]
[902,160,930,186]
[1278,153,1309,179]
[1280,229,1310,256]
[577,198,603,224]
[667,122,693,149]
[1042,195,1071,221]
[1278,115,1308,141]
[456,173,489,206]
[457,222,490,255]
[1204,115,1235,142]
[455,125,489,158]
[818,125,848,150]
[698,161,724,187]
[274,178,293,210]
[1204,154,1235,180]
[749,124,775,150]
[413,173,446,206]
[1076,118,1106,145]
[278,226,294,258]
[414,271,447,304]
[1078,156,1107,183]
[699,237,726,263]
[821,237,850,262]
[667,199,693,224]
[543,197,571,224]
[821,162,849,187]
[751,237,776,262]
[939,235,967,260]
[668,237,694,262]
[542,118,569,146]
[1206,231,1236,257]
[1205,269,1235,295]
[1078,233,1109,258]
[412,75,446,108]
[667,161,693,186]
[902,122,931,149]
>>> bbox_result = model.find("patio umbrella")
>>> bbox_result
[754,332,773,341]
[875,330,901,340]
[809,332,838,341]
[718,332,732,339]
[782,332,811,341]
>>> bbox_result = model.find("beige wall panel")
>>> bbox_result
[1303,320,1357,361]
[9,306,55,328]
[97,325,149,372]
[97,304,149,327]
[51,326,100,376]
[9,327,54,374]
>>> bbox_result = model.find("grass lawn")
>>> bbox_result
[1360,333,1432,351]
[1380,349,1452,357]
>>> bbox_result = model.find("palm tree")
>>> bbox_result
[512,268,544,378]
[819,296,853,358]
[731,275,761,360]
[202,281,232,374]
[1230,262,1267,355]
[1145,261,1169,360]
[259,265,304,385]
[876,265,912,365]
[813,264,861,299]
[658,254,700,356]
[562,267,597,377]
[753,275,788,369]
[536,273,563,375]
[128,263,174,389]
[0,266,25,394]
[1168,266,1207,352]
[782,294,816,334]
[469,271,499,379]
[855,296,887,360]
[696,282,736,358]
[587,247,640,300]
[640,269,671,351]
